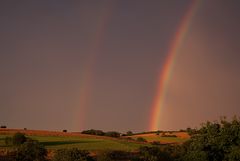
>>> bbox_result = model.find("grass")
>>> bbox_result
[0,134,147,151]
[130,134,188,143]
[0,135,9,148]
[0,131,189,152]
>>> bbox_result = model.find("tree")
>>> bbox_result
[137,146,172,161]
[12,133,27,146]
[5,136,12,146]
[97,150,130,161]
[126,131,133,136]
[105,131,120,138]
[228,146,240,161]
[136,137,147,142]
[15,139,47,161]
[182,151,208,161]
[53,148,93,161]
[178,117,240,161]
[81,129,105,136]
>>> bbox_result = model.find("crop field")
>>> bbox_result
[129,132,190,144]
[0,132,146,152]
[0,129,189,152]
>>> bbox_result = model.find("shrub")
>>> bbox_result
[126,131,133,136]
[97,150,131,161]
[1,125,7,128]
[15,139,47,161]
[12,133,27,146]
[105,131,120,138]
[151,141,161,145]
[136,137,147,142]
[228,146,240,161]
[137,146,173,161]
[53,148,93,161]
[81,129,105,136]
[63,129,67,132]
[5,136,13,146]
[186,127,198,136]
[178,117,240,161]
[182,151,208,161]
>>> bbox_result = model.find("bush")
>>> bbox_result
[126,131,133,136]
[15,139,47,161]
[105,131,120,138]
[53,148,94,161]
[81,129,120,138]
[177,117,240,161]
[151,141,161,145]
[5,136,13,146]
[63,129,67,132]
[228,146,240,161]
[136,137,147,142]
[97,150,131,161]
[186,127,198,136]
[12,133,27,146]
[137,146,173,161]
[1,125,7,128]
[81,129,105,136]
[182,151,208,161]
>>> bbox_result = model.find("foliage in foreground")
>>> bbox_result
[97,150,132,161]
[5,132,27,146]
[136,146,172,161]
[178,116,240,161]
[15,139,47,161]
[3,133,47,161]
[53,148,94,161]
[129,117,240,161]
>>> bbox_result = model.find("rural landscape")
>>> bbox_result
[1,0,240,161]
[1,117,240,161]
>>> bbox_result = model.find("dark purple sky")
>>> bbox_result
[1,0,240,132]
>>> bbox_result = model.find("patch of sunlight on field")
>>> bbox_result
[0,134,145,151]
[131,133,189,143]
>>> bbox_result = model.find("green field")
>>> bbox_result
[0,134,147,151]
[0,131,189,152]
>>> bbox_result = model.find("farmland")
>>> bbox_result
[129,132,189,144]
[0,129,188,152]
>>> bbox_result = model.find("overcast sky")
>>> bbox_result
[0,0,240,132]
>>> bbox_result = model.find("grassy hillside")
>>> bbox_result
[0,129,189,152]
[0,131,146,151]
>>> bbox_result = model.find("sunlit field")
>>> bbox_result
[0,133,146,151]
[129,132,189,144]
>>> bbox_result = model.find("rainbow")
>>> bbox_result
[149,0,201,131]
[73,2,115,130]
